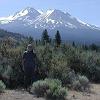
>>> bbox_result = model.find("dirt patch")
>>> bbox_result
[67,84,100,100]
[0,89,45,100]
[0,84,100,100]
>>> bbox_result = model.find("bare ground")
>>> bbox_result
[67,84,100,100]
[0,84,100,100]
[0,89,45,100]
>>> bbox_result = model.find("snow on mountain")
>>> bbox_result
[0,7,100,44]
[0,8,99,30]
[0,15,13,24]
[37,10,44,14]
[12,9,28,19]
[0,7,40,24]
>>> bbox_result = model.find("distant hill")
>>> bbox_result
[0,29,25,41]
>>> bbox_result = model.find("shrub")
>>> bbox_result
[31,80,49,96]
[64,70,77,84]
[79,75,89,87]
[72,80,81,91]
[45,78,62,86]
[48,52,70,85]
[0,80,6,93]
[72,75,90,91]
[47,86,67,100]
[31,79,67,100]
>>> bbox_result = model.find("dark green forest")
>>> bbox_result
[0,28,100,90]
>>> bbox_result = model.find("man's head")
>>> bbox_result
[27,44,33,51]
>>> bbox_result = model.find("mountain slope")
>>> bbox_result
[0,29,25,41]
[0,7,100,44]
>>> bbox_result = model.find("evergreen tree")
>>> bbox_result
[90,43,98,51]
[72,41,75,47]
[28,36,34,44]
[41,29,50,45]
[82,44,88,50]
[55,30,61,47]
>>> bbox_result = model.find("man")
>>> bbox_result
[22,44,37,90]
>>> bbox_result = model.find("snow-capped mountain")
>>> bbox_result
[0,7,100,44]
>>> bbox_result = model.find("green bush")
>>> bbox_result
[31,79,67,100]
[64,70,77,84]
[72,75,90,91]
[47,86,67,100]
[31,80,49,96]
[45,78,62,86]
[0,80,6,93]
[47,51,70,84]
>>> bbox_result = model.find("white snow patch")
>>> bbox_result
[35,24,38,28]
[67,22,76,28]
[37,10,43,14]
[60,21,63,24]
[13,9,28,19]
[0,15,13,20]
[0,9,28,23]
[46,10,54,15]
[0,15,14,24]
[19,9,28,16]
[46,19,55,24]
[65,22,77,29]
[67,22,73,26]
[77,19,87,25]
[0,20,11,24]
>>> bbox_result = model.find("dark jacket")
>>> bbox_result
[22,50,37,75]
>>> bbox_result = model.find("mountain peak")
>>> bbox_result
[0,7,100,44]
[12,7,40,20]
[53,9,71,16]
[46,9,54,15]
[24,7,38,13]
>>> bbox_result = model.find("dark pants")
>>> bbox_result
[24,67,35,89]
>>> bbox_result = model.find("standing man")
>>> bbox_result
[22,44,37,90]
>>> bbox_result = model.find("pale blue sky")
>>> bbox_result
[0,0,100,26]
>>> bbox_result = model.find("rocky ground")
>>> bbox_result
[0,84,100,100]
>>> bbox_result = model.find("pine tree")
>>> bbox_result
[90,43,98,51]
[55,30,61,47]
[72,41,75,47]
[28,36,34,44]
[41,29,50,45]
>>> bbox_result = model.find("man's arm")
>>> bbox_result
[22,58,25,73]
[22,52,26,72]
[34,53,39,72]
